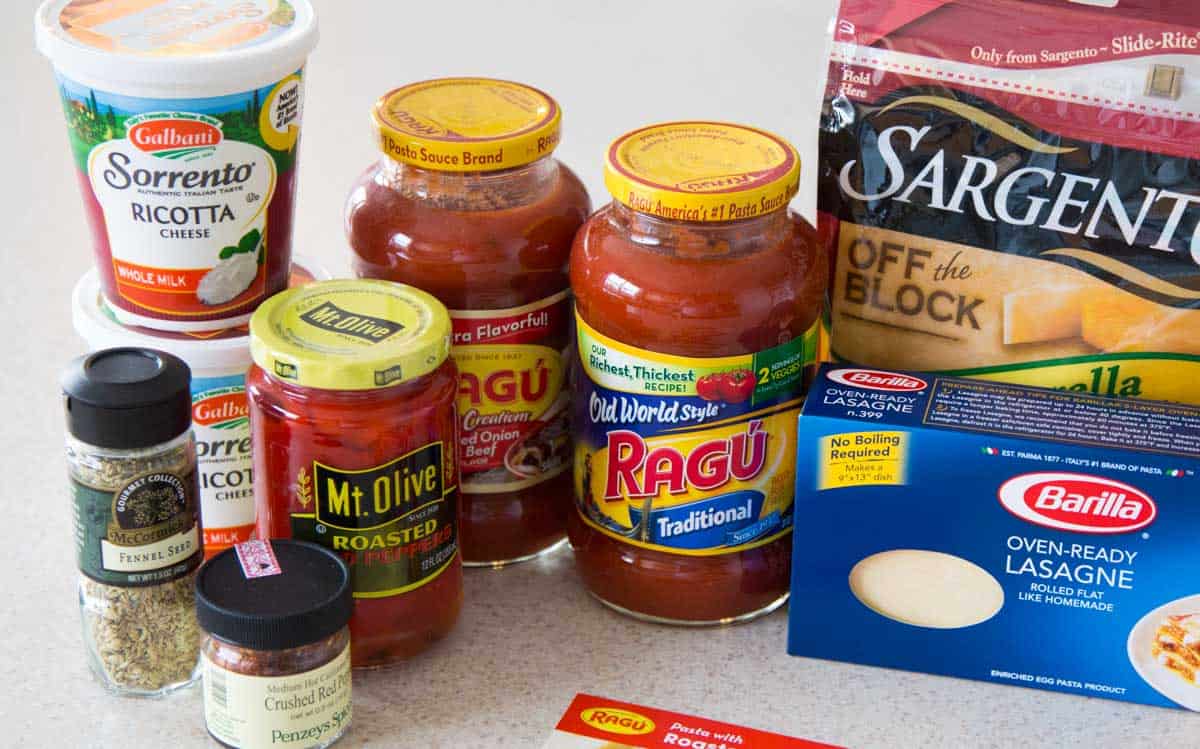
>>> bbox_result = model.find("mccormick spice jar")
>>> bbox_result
[35,0,319,332]
[247,280,461,667]
[196,540,353,749]
[346,78,591,567]
[569,122,827,625]
[63,348,204,695]
[72,258,330,559]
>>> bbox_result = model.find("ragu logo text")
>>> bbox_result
[827,368,928,392]
[578,707,656,736]
[459,362,550,406]
[604,420,767,500]
[127,117,222,155]
[998,472,1157,534]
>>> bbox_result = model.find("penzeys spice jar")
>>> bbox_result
[248,280,462,667]
[63,347,204,695]
[346,78,591,567]
[196,539,353,749]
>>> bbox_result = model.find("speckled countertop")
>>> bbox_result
[4,0,1199,746]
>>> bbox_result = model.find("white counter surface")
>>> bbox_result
[2,0,1198,746]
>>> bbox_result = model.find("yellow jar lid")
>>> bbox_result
[249,280,451,391]
[372,77,562,172]
[604,121,800,222]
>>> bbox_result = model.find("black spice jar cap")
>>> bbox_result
[195,539,353,651]
[62,347,192,449]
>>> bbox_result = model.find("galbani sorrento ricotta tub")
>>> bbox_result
[72,258,329,558]
[37,0,318,332]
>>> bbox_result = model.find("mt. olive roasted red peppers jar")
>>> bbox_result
[346,78,591,567]
[570,122,827,625]
[247,280,461,667]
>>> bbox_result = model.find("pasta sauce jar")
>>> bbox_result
[247,280,461,667]
[570,122,827,625]
[346,78,591,566]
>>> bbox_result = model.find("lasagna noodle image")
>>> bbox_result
[1153,613,1200,685]
[818,0,1200,404]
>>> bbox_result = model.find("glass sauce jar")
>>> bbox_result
[569,122,827,625]
[346,78,591,567]
[248,280,461,667]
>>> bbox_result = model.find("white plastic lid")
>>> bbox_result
[35,0,318,98]
[73,256,329,375]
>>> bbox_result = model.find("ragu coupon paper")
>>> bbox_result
[543,694,843,748]
[819,0,1200,404]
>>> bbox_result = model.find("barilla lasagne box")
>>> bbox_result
[788,364,1200,711]
[543,694,842,748]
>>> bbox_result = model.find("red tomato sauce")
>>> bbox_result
[346,79,591,566]
[568,122,825,624]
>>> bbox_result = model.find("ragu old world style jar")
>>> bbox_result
[569,122,828,625]
[346,78,592,567]
[247,280,462,667]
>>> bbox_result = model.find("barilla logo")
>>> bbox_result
[126,113,222,160]
[579,707,656,736]
[193,390,249,429]
[828,368,927,392]
[998,472,1157,534]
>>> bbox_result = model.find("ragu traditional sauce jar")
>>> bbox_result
[247,280,462,667]
[345,78,591,567]
[36,0,318,332]
[569,122,827,625]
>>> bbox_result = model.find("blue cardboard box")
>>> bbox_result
[789,365,1200,711]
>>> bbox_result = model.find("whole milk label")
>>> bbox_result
[203,647,352,749]
[574,314,820,556]
[450,292,571,494]
[58,68,304,321]
[290,441,458,597]
[72,468,203,586]
[193,374,255,556]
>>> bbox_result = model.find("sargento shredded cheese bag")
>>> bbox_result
[819,0,1200,404]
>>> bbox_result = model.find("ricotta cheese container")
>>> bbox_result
[789,364,1200,711]
[37,0,318,332]
[72,258,329,558]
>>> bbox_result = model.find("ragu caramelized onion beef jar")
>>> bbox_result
[247,280,461,667]
[36,0,318,332]
[820,0,1200,403]
[569,122,827,625]
[345,78,591,567]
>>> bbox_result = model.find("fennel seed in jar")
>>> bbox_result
[64,348,204,696]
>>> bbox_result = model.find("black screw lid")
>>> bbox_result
[62,347,192,449]
[195,540,353,651]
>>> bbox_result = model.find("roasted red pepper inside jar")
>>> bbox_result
[569,122,827,624]
[248,280,462,666]
[346,78,591,566]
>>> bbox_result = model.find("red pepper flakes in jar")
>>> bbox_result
[345,78,591,567]
[569,122,827,625]
[248,280,461,667]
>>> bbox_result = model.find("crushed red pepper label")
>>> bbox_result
[450,291,572,494]
[290,441,458,597]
